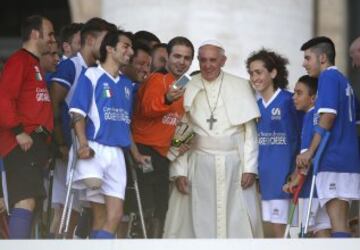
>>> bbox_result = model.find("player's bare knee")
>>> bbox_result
[83,178,102,189]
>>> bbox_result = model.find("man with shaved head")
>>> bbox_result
[164,40,263,238]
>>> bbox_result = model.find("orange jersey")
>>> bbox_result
[132,72,184,156]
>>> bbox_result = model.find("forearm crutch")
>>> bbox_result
[284,173,306,238]
[58,129,78,238]
[124,151,147,238]
[302,131,330,237]
[46,155,56,237]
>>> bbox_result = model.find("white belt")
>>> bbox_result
[193,134,241,152]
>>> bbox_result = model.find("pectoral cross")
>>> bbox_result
[206,114,217,130]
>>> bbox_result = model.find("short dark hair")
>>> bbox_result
[99,30,133,63]
[21,15,47,42]
[134,30,160,46]
[60,23,84,47]
[81,17,118,46]
[300,36,336,65]
[246,48,289,90]
[130,41,151,63]
[167,36,194,59]
[151,43,167,54]
[297,75,318,96]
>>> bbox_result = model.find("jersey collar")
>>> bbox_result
[307,106,314,113]
[77,52,89,68]
[326,66,338,70]
[261,88,281,108]
[98,64,120,82]
[21,48,40,61]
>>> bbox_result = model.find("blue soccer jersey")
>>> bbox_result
[50,52,88,146]
[299,108,315,198]
[314,66,360,174]
[69,65,136,148]
[257,89,300,200]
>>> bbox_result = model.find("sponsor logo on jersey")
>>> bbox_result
[102,83,112,98]
[124,86,131,100]
[258,132,287,145]
[271,108,281,120]
[103,107,130,124]
[36,87,50,102]
[272,208,280,216]
[329,183,336,191]
[162,112,180,126]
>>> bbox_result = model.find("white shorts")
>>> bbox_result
[52,159,81,212]
[261,199,298,225]
[70,141,127,204]
[301,198,331,233]
[316,172,360,207]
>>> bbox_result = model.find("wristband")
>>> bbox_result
[314,125,328,138]
[11,124,24,135]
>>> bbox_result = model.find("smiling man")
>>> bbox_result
[163,40,263,238]
[68,30,147,239]
[131,36,194,238]
[0,15,55,239]
[121,41,152,84]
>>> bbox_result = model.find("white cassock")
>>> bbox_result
[163,71,263,238]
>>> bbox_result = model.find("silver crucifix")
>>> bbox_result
[206,114,217,130]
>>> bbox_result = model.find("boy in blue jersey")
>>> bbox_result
[284,75,331,237]
[69,30,148,239]
[49,18,116,238]
[297,37,360,237]
[246,49,300,237]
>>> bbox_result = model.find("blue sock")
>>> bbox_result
[331,231,351,238]
[9,208,33,239]
[89,230,99,239]
[94,230,115,239]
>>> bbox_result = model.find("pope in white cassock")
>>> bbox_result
[163,40,264,238]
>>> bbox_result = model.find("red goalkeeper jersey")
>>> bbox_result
[0,49,53,156]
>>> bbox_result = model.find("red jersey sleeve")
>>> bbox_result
[140,73,174,118]
[0,54,26,129]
